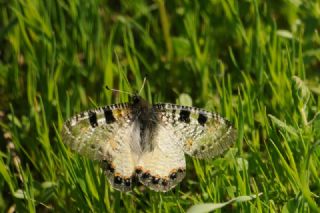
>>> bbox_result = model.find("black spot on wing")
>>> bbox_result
[169,172,177,180]
[124,178,131,187]
[198,113,208,126]
[179,110,191,123]
[171,109,177,125]
[114,176,122,184]
[161,179,168,186]
[135,167,143,174]
[88,111,98,127]
[103,108,116,124]
[142,172,151,179]
[152,176,160,184]
[101,160,115,173]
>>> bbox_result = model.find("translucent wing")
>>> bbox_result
[152,103,237,159]
[135,123,186,192]
[61,103,140,192]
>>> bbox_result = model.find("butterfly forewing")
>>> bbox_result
[152,103,237,159]
[61,103,140,191]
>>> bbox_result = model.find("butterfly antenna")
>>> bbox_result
[138,77,147,95]
[105,85,134,96]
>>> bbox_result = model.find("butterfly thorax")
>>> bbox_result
[131,95,158,151]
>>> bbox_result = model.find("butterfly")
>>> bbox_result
[61,94,237,192]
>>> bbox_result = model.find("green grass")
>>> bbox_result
[1,0,320,212]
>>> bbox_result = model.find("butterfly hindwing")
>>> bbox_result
[61,103,140,191]
[153,103,236,159]
[136,124,186,192]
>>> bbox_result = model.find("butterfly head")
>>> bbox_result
[130,94,151,115]
[130,94,147,106]
[131,94,141,105]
